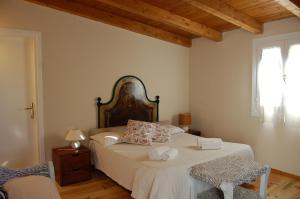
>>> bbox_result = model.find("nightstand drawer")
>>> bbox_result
[62,168,91,185]
[61,153,90,173]
[63,165,90,175]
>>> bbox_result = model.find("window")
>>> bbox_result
[252,31,300,127]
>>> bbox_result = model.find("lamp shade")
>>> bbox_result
[65,129,86,141]
[179,113,192,126]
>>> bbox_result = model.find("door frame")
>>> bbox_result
[0,28,45,163]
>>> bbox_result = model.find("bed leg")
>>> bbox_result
[259,165,271,199]
[220,182,234,199]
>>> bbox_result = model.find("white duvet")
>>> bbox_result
[90,133,254,199]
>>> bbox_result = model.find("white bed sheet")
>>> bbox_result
[90,133,254,199]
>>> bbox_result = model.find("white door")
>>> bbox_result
[0,34,39,168]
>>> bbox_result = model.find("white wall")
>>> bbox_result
[190,17,300,175]
[0,0,190,160]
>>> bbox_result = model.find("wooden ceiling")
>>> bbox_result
[26,0,300,47]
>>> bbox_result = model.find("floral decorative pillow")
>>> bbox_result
[153,124,171,143]
[121,120,156,145]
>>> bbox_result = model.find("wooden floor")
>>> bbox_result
[57,170,300,199]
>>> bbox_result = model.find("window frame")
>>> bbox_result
[252,31,300,117]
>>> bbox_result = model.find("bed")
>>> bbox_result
[90,75,254,199]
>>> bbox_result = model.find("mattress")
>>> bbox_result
[89,133,254,199]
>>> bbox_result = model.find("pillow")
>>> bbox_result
[158,124,185,135]
[152,124,171,143]
[121,120,155,145]
[90,132,122,146]
[4,176,61,199]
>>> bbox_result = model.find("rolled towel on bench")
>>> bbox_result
[149,146,170,160]
[162,148,178,160]
[197,137,223,150]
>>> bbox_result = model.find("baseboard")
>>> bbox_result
[271,168,300,180]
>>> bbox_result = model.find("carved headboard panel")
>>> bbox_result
[96,75,159,128]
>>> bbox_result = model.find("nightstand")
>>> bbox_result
[186,129,202,136]
[52,146,91,186]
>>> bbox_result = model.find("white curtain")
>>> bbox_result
[257,44,300,127]
[284,44,300,127]
[257,47,284,123]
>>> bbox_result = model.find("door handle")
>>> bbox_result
[24,102,35,119]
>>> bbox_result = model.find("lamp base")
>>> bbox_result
[71,141,81,149]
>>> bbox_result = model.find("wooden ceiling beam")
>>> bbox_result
[95,0,222,41]
[183,0,263,34]
[274,0,300,17]
[25,0,191,47]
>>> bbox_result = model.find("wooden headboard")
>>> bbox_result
[96,75,159,128]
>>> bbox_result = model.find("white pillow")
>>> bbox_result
[161,124,185,135]
[90,132,122,146]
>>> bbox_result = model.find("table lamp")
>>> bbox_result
[179,113,192,131]
[65,129,86,149]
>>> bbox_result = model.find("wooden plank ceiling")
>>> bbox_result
[26,0,299,47]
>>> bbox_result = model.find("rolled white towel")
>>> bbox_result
[161,148,178,160]
[197,137,223,150]
[149,146,170,160]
